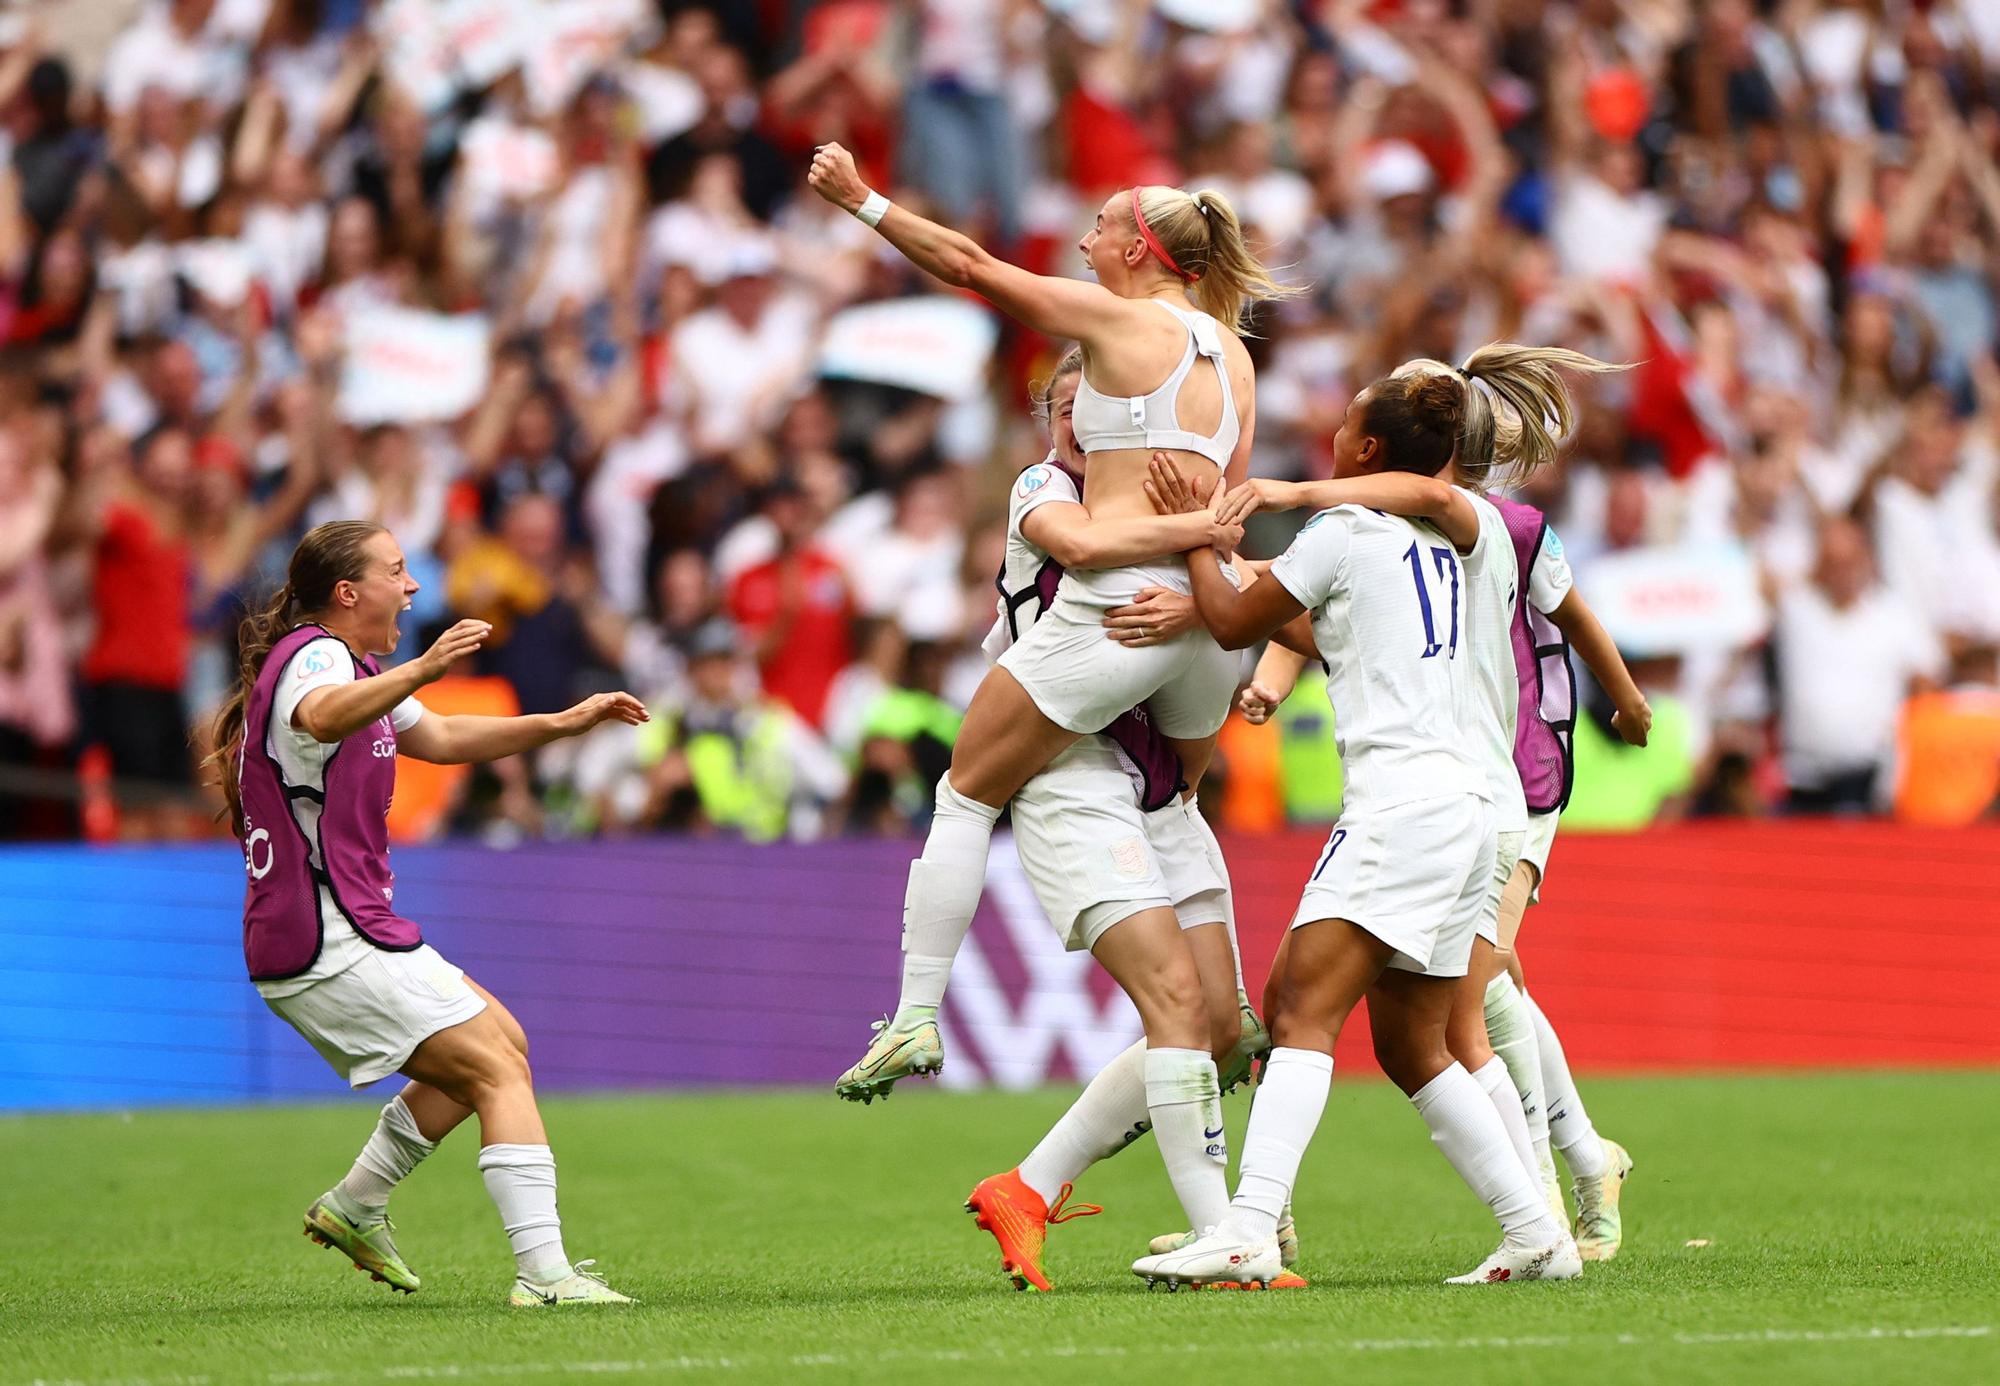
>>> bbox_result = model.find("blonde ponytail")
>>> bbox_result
[1391,344,1628,491]
[1131,185,1300,333]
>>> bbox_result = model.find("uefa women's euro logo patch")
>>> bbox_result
[297,646,334,679]
[1016,465,1052,500]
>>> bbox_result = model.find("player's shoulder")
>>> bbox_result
[282,635,351,682]
[1012,459,1080,507]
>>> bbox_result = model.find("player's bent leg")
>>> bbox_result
[402,1011,632,1307]
[1093,910,1231,1236]
[1134,920,1383,1289]
[466,977,529,1057]
[1182,922,1260,1085]
[1450,939,1540,1193]
[841,673,1079,1101]
[1522,990,1630,1257]
[1370,972,1575,1283]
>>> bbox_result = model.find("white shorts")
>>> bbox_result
[1477,830,1526,945]
[997,592,1242,739]
[1147,792,1231,930]
[1010,739,1230,951]
[1288,794,1496,979]
[1521,812,1558,903]
[264,944,488,1087]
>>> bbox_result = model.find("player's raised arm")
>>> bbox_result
[807,142,1129,348]
[292,618,490,744]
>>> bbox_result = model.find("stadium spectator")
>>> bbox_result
[725,476,853,730]
[0,0,1996,841]
[1775,517,1945,814]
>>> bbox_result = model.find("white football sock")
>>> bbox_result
[1220,1047,1332,1244]
[330,1095,435,1221]
[893,776,1002,1022]
[477,1143,572,1284]
[1018,1041,1149,1203]
[1471,1055,1541,1190]
[1526,991,1606,1179]
[1145,1047,1230,1234]
[1484,973,1551,1171]
[1410,1062,1563,1246]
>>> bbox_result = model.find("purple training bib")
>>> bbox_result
[1497,498,1577,815]
[238,624,422,980]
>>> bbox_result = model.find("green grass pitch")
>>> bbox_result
[4,1070,1996,1385]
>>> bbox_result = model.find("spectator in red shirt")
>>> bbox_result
[76,425,194,836]
[725,477,853,729]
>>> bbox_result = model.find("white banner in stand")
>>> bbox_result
[1581,542,1771,657]
[816,296,999,402]
[337,308,492,425]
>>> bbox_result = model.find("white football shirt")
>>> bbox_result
[1457,491,1528,833]
[981,456,1083,661]
[1269,505,1487,811]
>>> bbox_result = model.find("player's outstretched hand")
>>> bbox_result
[1238,680,1285,725]
[415,619,492,684]
[808,142,868,213]
[558,692,651,736]
[1612,693,1653,747]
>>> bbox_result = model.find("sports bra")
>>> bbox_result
[1072,301,1240,469]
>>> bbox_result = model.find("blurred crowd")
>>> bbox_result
[2,0,1999,844]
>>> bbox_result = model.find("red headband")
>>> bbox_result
[1131,187,1198,283]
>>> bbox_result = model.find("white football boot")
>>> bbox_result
[1444,1232,1583,1285]
[1132,1228,1283,1290]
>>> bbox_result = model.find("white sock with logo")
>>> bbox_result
[1526,991,1607,1179]
[1410,1062,1563,1246]
[1018,1040,1149,1203]
[477,1143,572,1284]
[1471,1055,1542,1190]
[1219,1047,1332,1244]
[329,1095,435,1222]
[893,776,1002,1025]
[1145,1047,1230,1234]
[1484,973,1552,1173]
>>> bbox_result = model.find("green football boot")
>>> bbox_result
[508,1260,634,1307]
[834,1012,943,1103]
[1219,999,1271,1095]
[303,1195,419,1294]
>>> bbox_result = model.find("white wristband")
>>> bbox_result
[855,190,891,228]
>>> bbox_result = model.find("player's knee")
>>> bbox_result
[463,1036,533,1100]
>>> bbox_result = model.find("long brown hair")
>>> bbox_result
[206,520,386,834]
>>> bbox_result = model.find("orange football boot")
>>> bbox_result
[964,1169,1101,1292]
[1205,1269,1310,1291]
